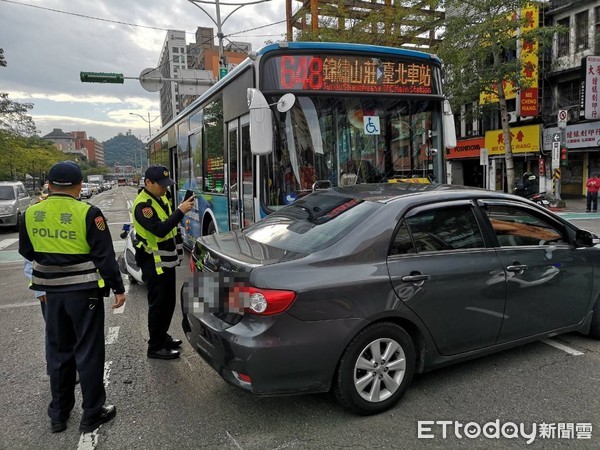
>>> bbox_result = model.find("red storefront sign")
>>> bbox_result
[446,137,485,159]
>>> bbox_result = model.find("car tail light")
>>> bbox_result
[240,287,296,316]
[234,372,252,383]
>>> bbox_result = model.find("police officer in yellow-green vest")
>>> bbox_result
[133,165,194,360]
[18,161,126,434]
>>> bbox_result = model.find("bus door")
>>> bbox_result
[228,115,254,229]
[240,115,254,227]
[227,120,241,230]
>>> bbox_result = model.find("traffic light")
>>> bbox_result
[560,146,568,166]
[80,72,124,84]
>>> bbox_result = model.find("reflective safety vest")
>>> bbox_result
[133,190,181,275]
[25,195,105,290]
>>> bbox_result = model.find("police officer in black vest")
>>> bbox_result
[19,161,126,433]
[133,165,194,360]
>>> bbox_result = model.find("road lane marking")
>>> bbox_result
[78,361,113,449]
[0,238,18,250]
[113,302,125,314]
[226,431,243,449]
[77,430,99,449]
[105,327,119,345]
[542,339,584,356]
[0,301,39,309]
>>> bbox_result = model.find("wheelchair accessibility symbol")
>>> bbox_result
[363,116,380,135]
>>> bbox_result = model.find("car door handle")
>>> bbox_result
[401,274,431,283]
[506,264,528,273]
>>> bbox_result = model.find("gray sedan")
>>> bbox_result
[181,183,600,415]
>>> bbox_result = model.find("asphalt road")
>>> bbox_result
[0,189,599,449]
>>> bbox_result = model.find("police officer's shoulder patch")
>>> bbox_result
[95,216,106,231]
[142,207,154,218]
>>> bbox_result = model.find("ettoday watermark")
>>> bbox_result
[417,420,592,444]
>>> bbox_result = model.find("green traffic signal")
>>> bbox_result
[80,72,124,84]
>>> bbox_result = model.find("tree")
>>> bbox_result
[433,0,562,192]
[0,133,64,181]
[0,48,37,136]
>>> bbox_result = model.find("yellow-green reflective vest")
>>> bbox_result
[133,190,179,275]
[25,195,105,290]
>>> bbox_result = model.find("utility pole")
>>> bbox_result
[187,0,272,78]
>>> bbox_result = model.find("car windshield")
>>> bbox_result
[243,192,380,253]
[0,186,16,200]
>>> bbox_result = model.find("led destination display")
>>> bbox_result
[262,54,438,95]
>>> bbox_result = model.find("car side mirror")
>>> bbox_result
[575,229,600,247]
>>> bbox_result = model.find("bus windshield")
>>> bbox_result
[261,94,441,210]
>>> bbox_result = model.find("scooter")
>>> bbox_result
[514,173,550,208]
[527,191,550,208]
[117,224,144,284]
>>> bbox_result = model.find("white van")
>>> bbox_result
[0,181,30,229]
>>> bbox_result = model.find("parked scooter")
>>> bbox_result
[514,172,550,208]
[117,223,144,284]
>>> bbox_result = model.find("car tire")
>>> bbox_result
[590,298,600,339]
[14,212,22,231]
[333,322,415,415]
[206,221,216,235]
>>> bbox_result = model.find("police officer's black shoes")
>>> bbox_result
[51,420,67,433]
[165,336,182,349]
[147,348,180,360]
[79,405,116,433]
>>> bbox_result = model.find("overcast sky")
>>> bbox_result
[0,0,288,142]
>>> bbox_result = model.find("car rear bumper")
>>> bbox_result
[0,213,18,226]
[183,311,364,396]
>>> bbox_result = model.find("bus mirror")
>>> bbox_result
[247,88,273,155]
[276,93,296,112]
[443,99,457,149]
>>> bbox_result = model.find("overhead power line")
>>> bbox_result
[0,0,285,38]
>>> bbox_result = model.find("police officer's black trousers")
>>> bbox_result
[146,267,176,351]
[45,289,106,423]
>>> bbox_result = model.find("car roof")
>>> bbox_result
[326,183,516,205]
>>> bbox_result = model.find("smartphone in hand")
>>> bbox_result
[183,189,194,201]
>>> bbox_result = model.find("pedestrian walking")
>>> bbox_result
[133,165,194,360]
[18,161,126,434]
[586,173,600,212]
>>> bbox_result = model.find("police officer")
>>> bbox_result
[133,165,194,360]
[18,161,126,433]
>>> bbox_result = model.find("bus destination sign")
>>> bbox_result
[263,55,436,95]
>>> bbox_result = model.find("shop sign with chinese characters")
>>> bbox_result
[543,122,600,151]
[484,124,541,155]
[584,56,600,120]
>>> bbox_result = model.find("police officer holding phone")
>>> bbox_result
[133,165,194,360]
[19,161,126,434]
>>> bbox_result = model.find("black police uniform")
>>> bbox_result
[18,167,124,429]
[133,189,183,355]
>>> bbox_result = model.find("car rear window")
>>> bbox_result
[243,193,380,253]
[0,186,15,200]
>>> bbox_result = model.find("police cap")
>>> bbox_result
[48,161,83,186]
[145,165,175,187]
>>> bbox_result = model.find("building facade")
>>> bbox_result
[449,0,600,198]
[70,131,105,166]
[157,27,250,125]
[41,128,82,158]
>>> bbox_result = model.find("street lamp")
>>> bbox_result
[129,112,160,141]
[187,0,271,76]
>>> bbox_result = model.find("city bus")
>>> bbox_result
[147,41,456,248]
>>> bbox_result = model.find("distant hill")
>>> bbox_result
[103,132,145,168]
